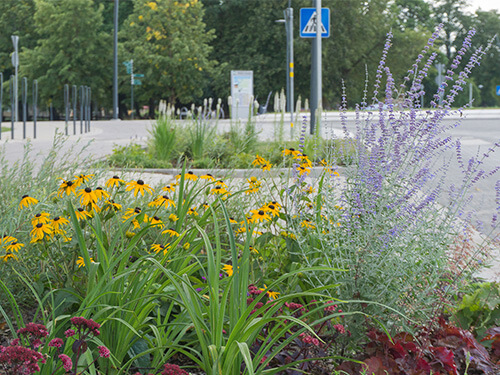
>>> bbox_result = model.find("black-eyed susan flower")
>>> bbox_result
[162,185,176,193]
[103,200,122,212]
[151,243,170,255]
[262,286,280,300]
[125,180,154,197]
[5,242,24,252]
[0,252,17,262]
[222,264,233,276]
[76,256,94,268]
[183,242,190,250]
[148,195,175,209]
[249,246,258,254]
[77,187,98,206]
[74,173,94,187]
[30,223,53,242]
[251,154,266,166]
[75,207,92,221]
[296,164,311,176]
[249,209,271,223]
[57,179,77,197]
[261,163,272,171]
[105,175,125,189]
[122,207,142,221]
[162,228,180,237]
[263,203,280,217]
[94,187,110,200]
[149,216,164,228]
[168,213,179,222]
[229,217,238,224]
[0,235,16,245]
[187,207,199,216]
[215,180,228,188]
[210,185,228,195]
[31,212,50,226]
[200,202,210,210]
[300,219,315,229]
[200,173,215,181]
[185,171,198,181]
[51,216,69,232]
[19,195,38,210]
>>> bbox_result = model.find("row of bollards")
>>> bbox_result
[0,73,91,140]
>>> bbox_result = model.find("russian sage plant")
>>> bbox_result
[294,25,499,335]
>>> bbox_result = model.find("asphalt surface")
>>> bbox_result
[1,109,499,281]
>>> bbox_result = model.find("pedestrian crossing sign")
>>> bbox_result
[300,8,330,38]
[496,85,500,96]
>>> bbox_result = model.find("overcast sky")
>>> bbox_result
[466,0,500,13]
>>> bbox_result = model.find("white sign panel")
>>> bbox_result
[231,70,253,119]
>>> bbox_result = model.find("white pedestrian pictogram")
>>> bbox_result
[302,11,327,34]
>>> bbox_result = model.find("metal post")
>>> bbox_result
[310,0,322,134]
[72,85,77,134]
[10,76,14,139]
[286,3,294,128]
[80,85,84,133]
[33,80,37,138]
[0,73,3,140]
[113,0,119,119]
[469,81,473,106]
[11,36,19,123]
[22,77,27,139]
[86,86,91,132]
[64,84,69,135]
[131,59,134,120]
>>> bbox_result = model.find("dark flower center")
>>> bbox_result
[258,210,265,216]
[36,223,43,228]
[154,216,160,221]
[113,175,119,179]
[35,213,41,218]
[137,180,144,185]
[188,171,193,174]
[289,148,295,151]
[134,207,141,213]
[162,195,169,199]
[269,205,275,210]
[67,181,73,186]
[96,187,103,191]
[77,208,84,212]
[54,217,60,221]
[22,194,29,199]
[85,187,92,193]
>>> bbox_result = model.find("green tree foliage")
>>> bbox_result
[121,0,216,106]
[0,0,36,76]
[19,0,111,109]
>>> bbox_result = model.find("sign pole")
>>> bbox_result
[286,4,294,128]
[131,59,134,120]
[11,35,19,123]
[310,0,322,134]
[113,0,119,119]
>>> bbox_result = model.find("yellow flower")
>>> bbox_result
[30,223,53,242]
[229,217,238,224]
[51,216,70,232]
[282,148,300,157]
[57,179,77,197]
[222,264,233,276]
[185,171,198,181]
[123,207,142,221]
[296,164,311,176]
[263,203,280,217]
[31,212,50,226]
[187,207,199,216]
[74,174,94,187]
[251,154,267,166]
[94,187,110,200]
[0,252,17,262]
[247,176,261,187]
[77,187,98,206]
[151,243,170,255]
[268,290,280,300]
[183,242,190,250]
[147,1,157,10]
[76,256,94,268]
[304,186,316,194]
[5,242,24,252]
[149,216,164,228]
[105,175,125,188]
[19,195,38,210]
[125,179,154,197]
[200,202,210,210]
[210,185,229,195]
[0,235,17,245]
[75,207,92,221]
[103,200,122,212]
[169,213,179,222]
[261,163,272,171]
[200,173,215,181]
[249,246,258,254]
[249,209,271,223]
[162,185,176,193]
[162,228,180,237]
[148,195,176,209]
[300,219,315,229]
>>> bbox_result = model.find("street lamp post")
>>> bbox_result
[276,1,294,128]
[113,0,119,119]
[11,35,19,123]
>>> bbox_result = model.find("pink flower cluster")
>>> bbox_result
[248,284,264,296]
[70,316,101,336]
[0,344,45,374]
[299,333,320,346]
[132,363,189,375]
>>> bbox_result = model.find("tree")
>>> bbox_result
[19,0,111,112]
[121,0,216,109]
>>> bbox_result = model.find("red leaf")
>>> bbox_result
[362,357,390,375]
[430,346,458,374]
